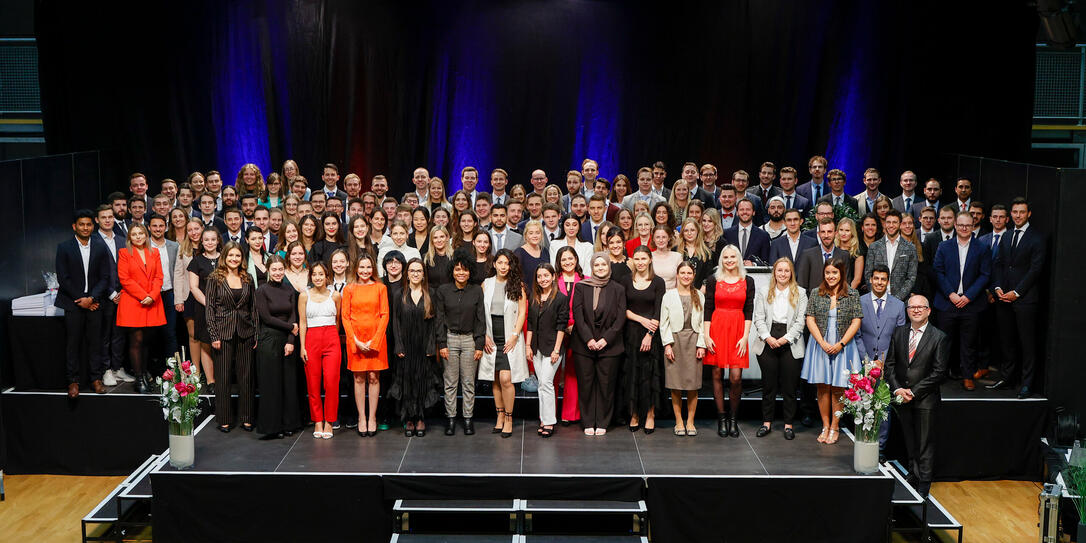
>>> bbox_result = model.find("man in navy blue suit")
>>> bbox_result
[718,198,771,265]
[932,211,991,391]
[56,210,113,397]
[988,198,1046,398]
[777,167,811,218]
[795,155,829,204]
[857,265,907,457]
[769,209,818,264]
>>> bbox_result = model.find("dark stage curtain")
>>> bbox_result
[37,1,1036,198]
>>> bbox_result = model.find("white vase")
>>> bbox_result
[168,432,195,469]
[853,439,880,474]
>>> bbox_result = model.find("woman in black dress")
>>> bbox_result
[310,212,345,265]
[605,230,631,284]
[424,226,453,287]
[622,246,665,433]
[514,220,548,289]
[244,226,268,286]
[255,256,300,439]
[468,231,493,285]
[186,228,221,393]
[390,258,443,437]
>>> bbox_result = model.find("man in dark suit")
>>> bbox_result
[796,219,850,292]
[697,164,723,210]
[777,166,811,218]
[752,161,782,221]
[795,155,828,204]
[891,170,919,214]
[719,199,771,265]
[196,193,228,234]
[910,178,944,220]
[885,294,949,498]
[318,163,349,202]
[988,198,1046,398]
[94,204,132,386]
[769,209,818,263]
[56,210,113,397]
[857,264,907,456]
[816,169,859,213]
[932,211,991,391]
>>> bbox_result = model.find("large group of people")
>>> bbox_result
[55,157,1045,495]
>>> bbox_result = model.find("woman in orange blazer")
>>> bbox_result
[116,223,166,393]
[340,252,390,436]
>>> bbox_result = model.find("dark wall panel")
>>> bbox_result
[1048,169,1086,425]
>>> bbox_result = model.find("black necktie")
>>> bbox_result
[1012,229,1022,250]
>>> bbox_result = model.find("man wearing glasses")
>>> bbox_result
[932,212,991,391]
[885,295,949,498]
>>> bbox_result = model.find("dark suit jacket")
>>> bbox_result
[777,192,810,217]
[768,233,818,264]
[795,245,850,292]
[991,226,1046,305]
[527,291,570,354]
[816,193,859,213]
[570,281,626,357]
[932,237,990,313]
[204,276,258,342]
[317,188,349,203]
[750,185,781,220]
[580,220,607,245]
[99,230,126,295]
[885,323,949,410]
[720,224,771,264]
[691,184,718,210]
[796,180,828,204]
[55,236,112,311]
[200,215,229,235]
[891,194,919,214]
[976,230,1006,263]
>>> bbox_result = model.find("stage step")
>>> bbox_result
[886,461,964,543]
[393,499,647,538]
[390,537,647,543]
[81,454,160,543]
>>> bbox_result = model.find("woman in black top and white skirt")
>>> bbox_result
[526,263,569,438]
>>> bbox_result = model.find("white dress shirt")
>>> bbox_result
[884,235,899,274]
[151,240,172,291]
[956,238,970,294]
[871,292,889,316]
[77,236,91,294]
[770,287,792,323]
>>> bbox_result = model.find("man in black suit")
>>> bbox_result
[777,166,811,218]
[885,294,949,498]
[988,198,1046,398]
[94,204,132,386]
[56,210,113,397]
[795,155,829,204]
[222,208,247,247]
[719,198,771,265]
[796,219,850,292]
[816,169,859,212]
[196,193,228,234]
[318,163,349,202]
[769,209,818,263]
[107,192,129,237]
[752,161,781,220]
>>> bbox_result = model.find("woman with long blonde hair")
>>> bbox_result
[702,245,754,438]
[835,218,864,290]
[750,258,808,440]
[701,208,724,248]
[625,212,654,256]
[660,260,706,435]
[676,217,712,288]
[668,179,691,224]
[236,163,265,196]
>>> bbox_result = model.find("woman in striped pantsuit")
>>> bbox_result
[206,241,259,432]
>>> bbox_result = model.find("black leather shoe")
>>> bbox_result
[717,416,728,437]
[218,425,231,433]
[1017,386,1031,399]
[445,418,456,436]
[135,375,149,394]
[259,432,284,440]
[756,425,771,438]
[729,418,740,437]
[405,428,415,437]
[416,427,426,437]
[205,382,215,396]
[783,427,795,440]
[242,423,254,432]
[986,379,1012,390]
[463,418,475,435]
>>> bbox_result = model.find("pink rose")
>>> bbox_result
[869,367,882,379]
[185,383,196,394]
[162,369,175,381]
[849,374,862,385]
[844,389,860,402]
[181,360,192,374]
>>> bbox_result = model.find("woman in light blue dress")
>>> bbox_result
[801,257,863,445]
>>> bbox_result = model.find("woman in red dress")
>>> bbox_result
[116,223,166,393]
[702,244,754,438]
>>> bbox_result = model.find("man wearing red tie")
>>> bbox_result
[717,184,738,229]
[885,294,949,498]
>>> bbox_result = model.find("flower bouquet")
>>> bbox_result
[836,358,901,473]
[156,351,202,468]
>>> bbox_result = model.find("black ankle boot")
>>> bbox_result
[717,415,728,437]
[729,417,740,437]
[135,374,149,394]
[463,418,475,435]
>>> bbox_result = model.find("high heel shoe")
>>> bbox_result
[501,412,514,438]
[492,409,505,434]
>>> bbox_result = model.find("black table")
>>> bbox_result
[8,315,67,389]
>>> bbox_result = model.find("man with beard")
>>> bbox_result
[760,196,787,240]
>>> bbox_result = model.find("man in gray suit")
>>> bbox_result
[622,166,667,210]
[863,209,917,300]
[487,204,522,255]
[857,264,907,458]
[891,170,919,214]
[147,213,180,364]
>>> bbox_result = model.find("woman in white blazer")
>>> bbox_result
[479,249,528,438]
[660,260,707,436]
[750,257,808,440]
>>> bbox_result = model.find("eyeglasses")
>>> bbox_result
[907,306,929,311]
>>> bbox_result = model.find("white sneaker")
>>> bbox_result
[102,370,118,386]
[114,368,136,383]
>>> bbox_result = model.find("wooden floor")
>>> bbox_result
[0,474,1044,542]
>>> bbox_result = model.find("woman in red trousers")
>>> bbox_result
[298,261,343,439]
[554,245,583,425]
[116,223,165,393]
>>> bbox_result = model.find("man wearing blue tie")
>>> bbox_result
[975,204,1008,381]
[857,265,907,458]
[795,155,829,204]
[933,212,991,391]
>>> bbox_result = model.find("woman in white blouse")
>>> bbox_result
[550,215,594,271]
[750,257,808,441]
[650,225,682,289]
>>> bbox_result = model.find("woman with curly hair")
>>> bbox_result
[236,163,265,197]
[205,241,258,432]
[480,249,528,437]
